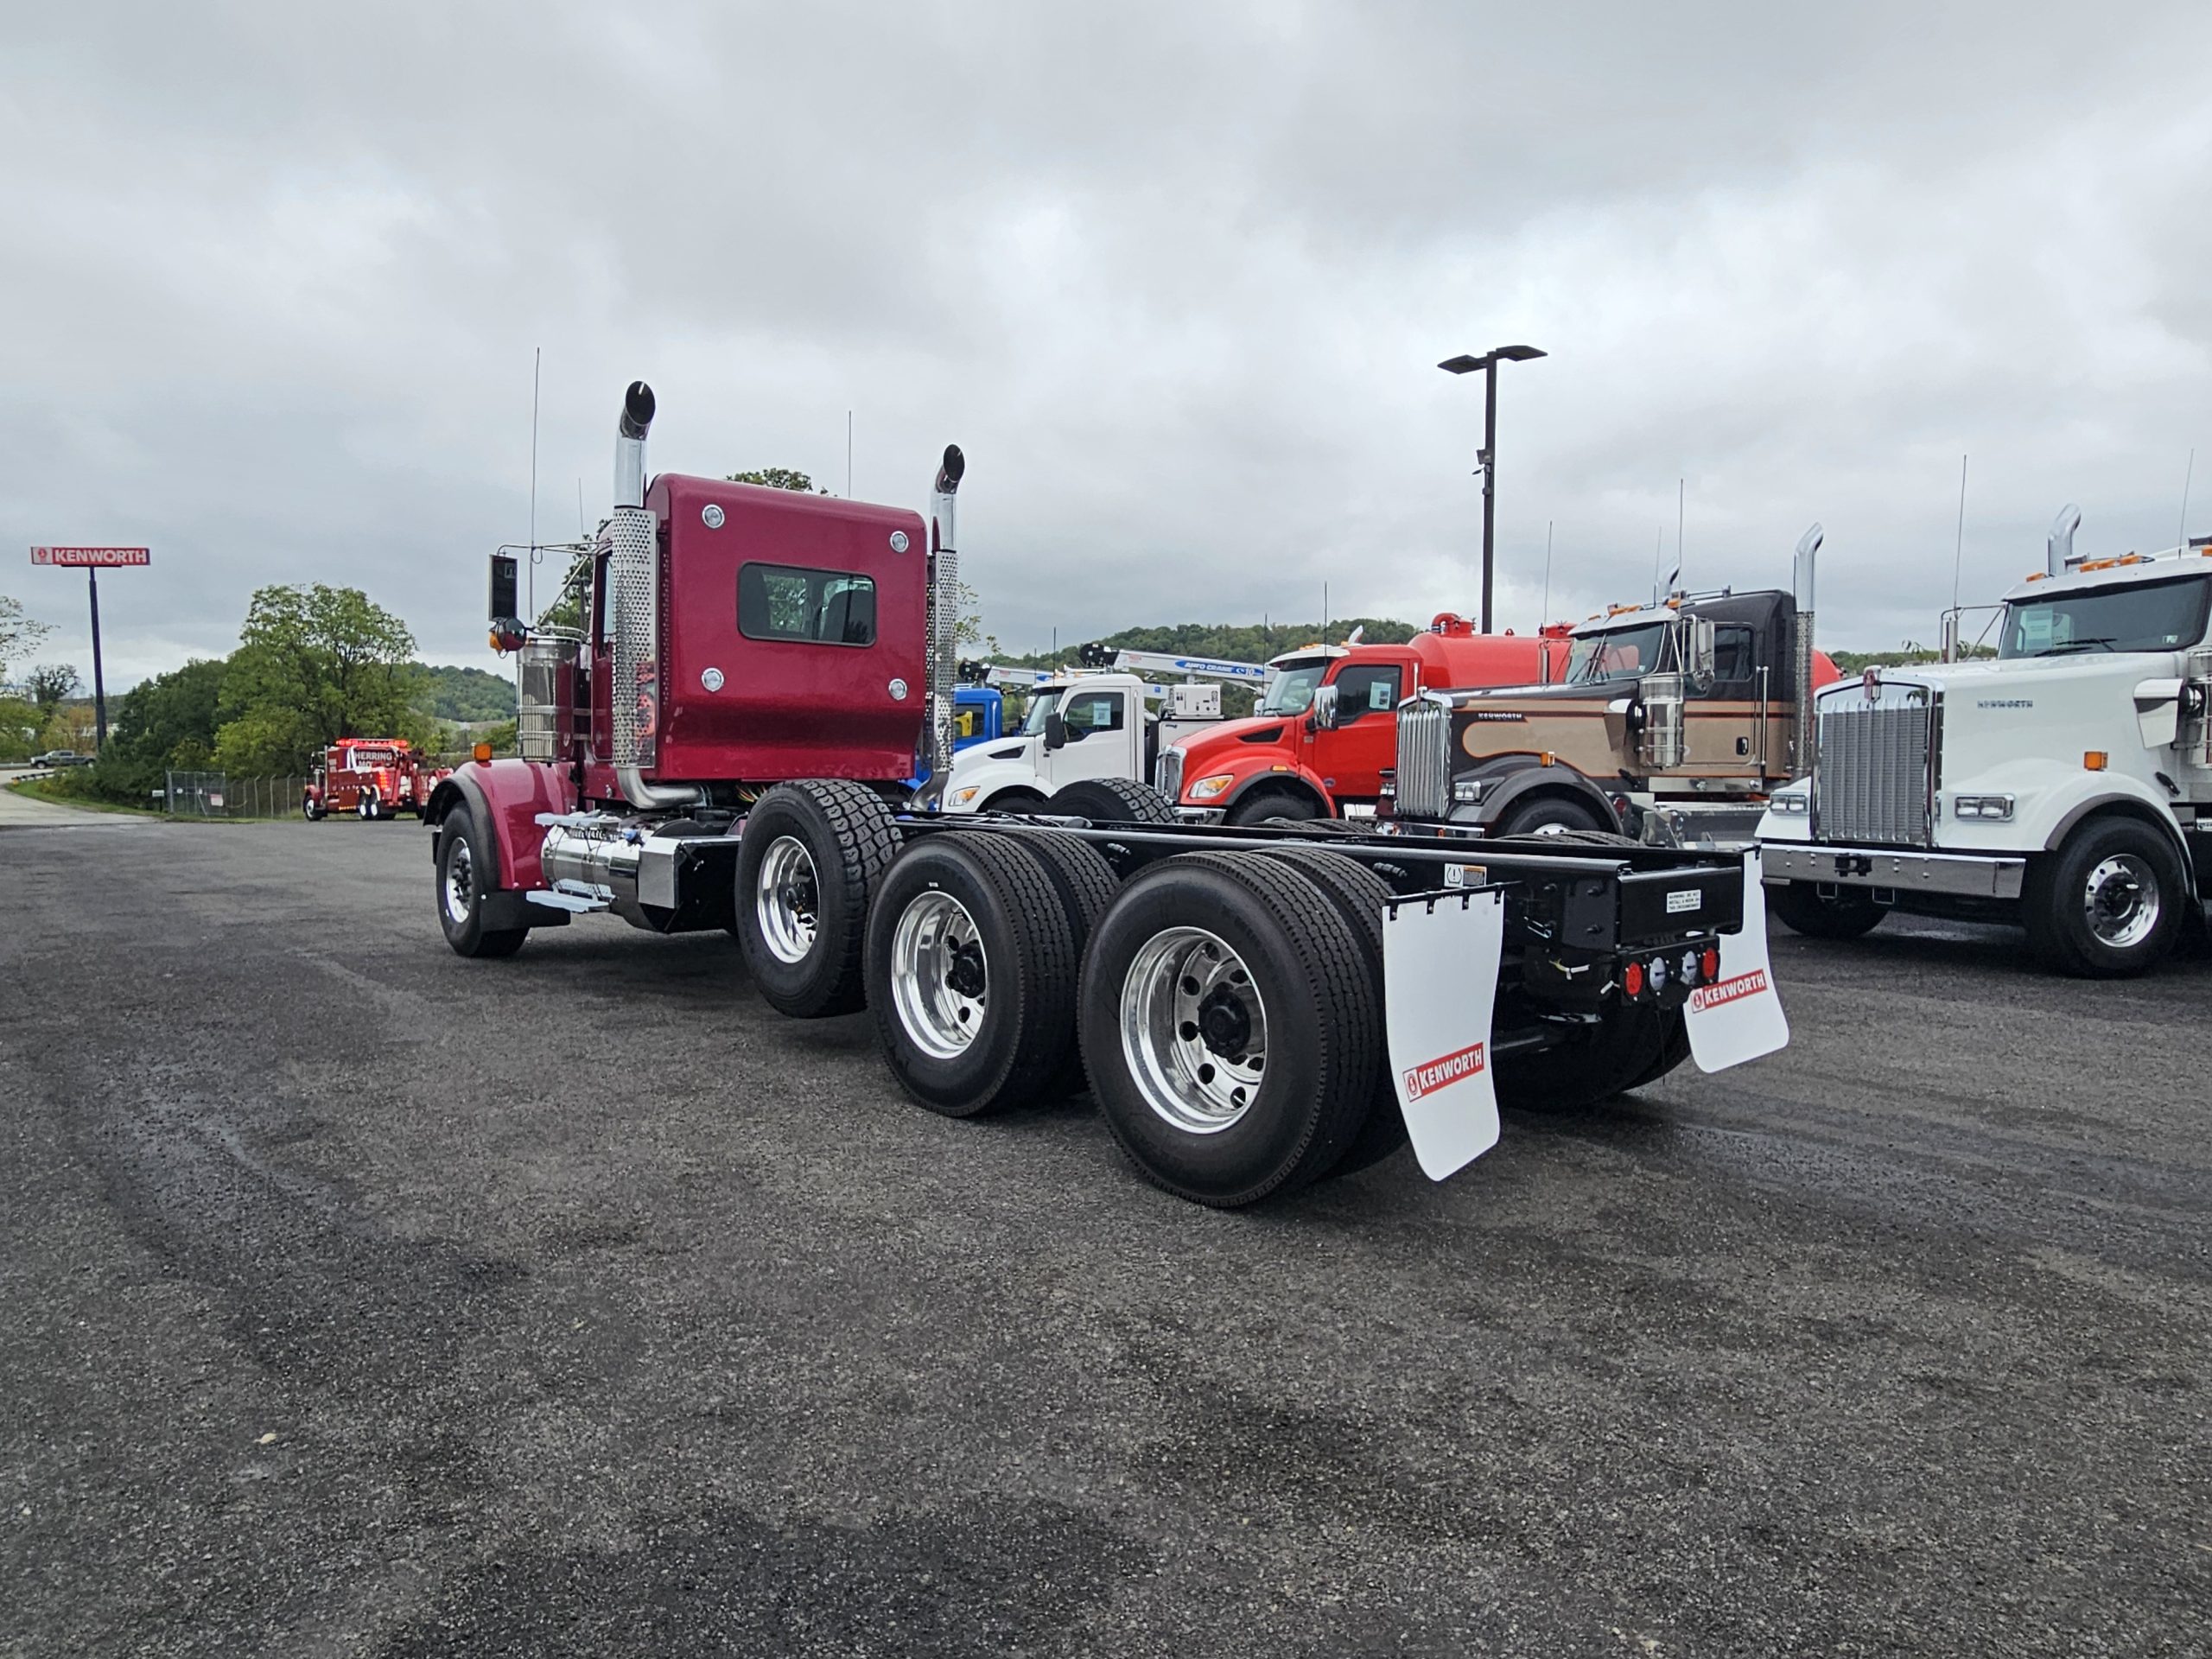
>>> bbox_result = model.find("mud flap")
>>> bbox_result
[1684,849,1789,1071]
[1382,887,1506,1181]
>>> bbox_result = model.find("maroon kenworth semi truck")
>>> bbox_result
[426,382,1793,1208]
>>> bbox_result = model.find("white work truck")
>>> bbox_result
[918,672,1224,815]
[1757,508,2212,976]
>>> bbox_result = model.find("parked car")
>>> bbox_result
[30,750,91,768]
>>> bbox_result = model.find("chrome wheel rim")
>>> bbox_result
[890,890,988,1058]
[756,836,821,964]
[443,839,475,925]
[2084,854,2158,949]
[1118,925,1268,1135]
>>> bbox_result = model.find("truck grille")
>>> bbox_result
[1395,699,1452,820]
[1815,691,1936,846]
[1154,747,1184,802]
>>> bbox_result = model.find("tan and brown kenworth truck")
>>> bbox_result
[1387,528,1841,846]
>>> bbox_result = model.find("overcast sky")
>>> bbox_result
[6,1,2210,688]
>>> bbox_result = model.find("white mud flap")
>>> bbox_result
[1684,849,1789,1072]
[1383,888,1506,1181]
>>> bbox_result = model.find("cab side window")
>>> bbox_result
[1330,664,1402,722]
[1707,625,1755,691]
[1062,691,1125,740]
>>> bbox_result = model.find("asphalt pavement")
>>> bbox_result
[3,816,2206,1656]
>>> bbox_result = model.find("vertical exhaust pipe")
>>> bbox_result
[605,378,701,811]
[2047,503,2082,576]
[1790,523,1822,775]
[613,381,656,509]
[925,446,965,781]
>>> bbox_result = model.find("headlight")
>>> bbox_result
[1769,792,1808,816]
[1452,779,1489,804]
[1953,793,2015,821]
[1188,773,1236,801]
[950,785,982,809]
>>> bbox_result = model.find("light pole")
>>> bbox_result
[1439,344,1546,632]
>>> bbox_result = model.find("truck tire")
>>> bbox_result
[1226,787,1322,828]
[2024,817,2187,978]
[736,780,900,1018]
[435,807,527,959]
[358,786,380,822]
[1078,852,1380,1207]
[1257,846,1409,1178]
[992,826,1123,1098]
[981,788,1046,815]
[302,795,325,822]
[1495,794,1605,836]
[1040,777,1177,825]
[867,834,1081,1117]
[1768,881,1888,940]
[1494,1004,1669,1116]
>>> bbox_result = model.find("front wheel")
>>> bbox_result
[2025,818,2187,978]
[1768,880,1888,940]
[302,795,325,822]
[1225,788,1322,828]
[435,809,527,958]
[1039,778,1178,825]
[1494,794,1606,836]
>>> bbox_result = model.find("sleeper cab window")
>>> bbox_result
[737,563,877,646]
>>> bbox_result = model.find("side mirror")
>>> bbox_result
[1044,712,1068,751]
[1682,615,1717,690]
[1309,683,1341,730]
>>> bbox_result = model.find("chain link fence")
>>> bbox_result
[163,772,311,819]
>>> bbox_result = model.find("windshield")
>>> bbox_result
[1020,690,1065,734]
[1999,575,2212,658]
[1258,663,1328,716]
[1566,622,1669,684]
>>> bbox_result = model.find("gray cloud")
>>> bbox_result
[6,1,2209,687]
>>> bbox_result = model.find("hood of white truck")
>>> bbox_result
[1759,650,2190,850]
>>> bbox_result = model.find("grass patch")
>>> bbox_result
[6,778,168,817]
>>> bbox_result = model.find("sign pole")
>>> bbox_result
[87,565,107,751]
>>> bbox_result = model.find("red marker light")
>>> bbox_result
[1624,960,1645,998]
[1701,947,1719,982]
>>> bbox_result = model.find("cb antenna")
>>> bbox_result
[526,346,542,614]
[2181,448,2196,550]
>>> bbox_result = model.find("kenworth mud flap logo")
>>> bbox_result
[1402,1041,1486,1102]
[1689,968,1770,1013]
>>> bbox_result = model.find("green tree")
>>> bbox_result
[0,695,41,762]
[1,594,52,683]
[26,663,80,710]
[728,467,826,493]
[216,584,426,772]
[66,657,229,802]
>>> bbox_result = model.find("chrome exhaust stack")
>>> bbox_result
[605,379,703,811]
[1790,523,1822,774]
[2047,503,2082,576]
[924,445,966,781]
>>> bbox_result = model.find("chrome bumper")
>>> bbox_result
[1762,842,2026,899]
[1173,805,1226,825]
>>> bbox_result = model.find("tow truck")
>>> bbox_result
[305,738,443,821]
[425,381,1793,1208]
[1389,530,1842,843]
[1758,507,2212,976]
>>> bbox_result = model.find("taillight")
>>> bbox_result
[1700,947,1719,982]
[1624,960,1645,998]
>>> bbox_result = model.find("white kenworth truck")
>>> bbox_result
[1757,507,2212,977]
[435,380,1792,1209]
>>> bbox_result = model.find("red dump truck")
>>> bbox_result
[423,382,1792,1209]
